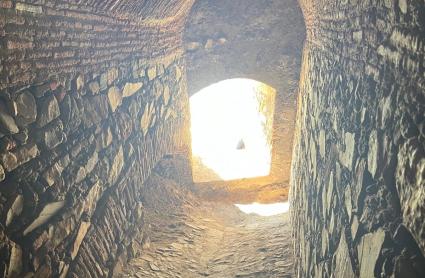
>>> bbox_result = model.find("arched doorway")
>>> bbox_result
[190,79,276,182]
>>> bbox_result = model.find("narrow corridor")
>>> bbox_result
[116,169,293,278]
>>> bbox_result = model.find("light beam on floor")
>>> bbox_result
[235,202,290,216]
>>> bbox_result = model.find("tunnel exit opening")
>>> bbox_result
[190,79,276,183]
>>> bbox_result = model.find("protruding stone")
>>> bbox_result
[357,229,386,277]
[140,103,155,136]
[353,30,363,42]
[368,130,378,177]
[107,86,122,112]
[217,37,227,45]
[0,164,4,181]
[122,82,143,98]
[0,101,19,134]
[43,162,64,187]
[23,201,65,235]
[88,81,100,95]
[147,66,157,81]
[340,132,355,169]
[36,94,60,128]
[205,39,214,49]
[43,119,65,149]
[70,221,91,260]
[186,42,201,51]
[84,151,98,174]
[60,94,82,132]
[73,73,84,91]
[351,215,359,240]
[108,146,124,185]
[7,242,23,277]
[15,143,40,168]
[15,2,42,13]
[398,0,407,14]
[0,151,18,172]
[345,186,352,220]
[334,233,356,278]
[6,194,24,226]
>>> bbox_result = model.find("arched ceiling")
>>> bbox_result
[43,0,195,23]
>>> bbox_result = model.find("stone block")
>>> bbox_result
[42,162,64,187]
[15,90,37,126]
[122,82,143,98]
[15,3,42,13]
[23,201,65,235]
[333,233,356,278]
[7,242,23,277]
[140,103,155,136]
[108,146,124,185]
[0,164,4,181]
[42,119,65,149]
[357,229,385,277]
[368,130,378,177]
[0,101,19,134]
[147,66,157,81]
[36,94,60,128]
[16,143,40,167]
[83,95,109,127]
[0,151,18,172]
[88,81,100,95]
[60,94,82,132]
[107,86,122,112]
[70,221,91,260]
[6,194,24,226]
[73,73,84,91]
[340,132,355,169]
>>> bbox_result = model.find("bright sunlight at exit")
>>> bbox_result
[190,79,276,182]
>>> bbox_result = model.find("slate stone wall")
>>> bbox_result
[0,2,191,277]
[291,0,425,277]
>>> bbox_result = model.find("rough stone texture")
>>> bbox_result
[291,1,425,277]
[0,0,423,277]
[0,2,192,276]
[118,156,294,278]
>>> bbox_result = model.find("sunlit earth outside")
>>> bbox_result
[190,79,275,182]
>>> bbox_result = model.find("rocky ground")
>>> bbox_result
[114,159,294,278]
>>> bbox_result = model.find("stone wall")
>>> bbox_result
[184,0,305,200]
[0,1,192,277]
[291,0,425,277]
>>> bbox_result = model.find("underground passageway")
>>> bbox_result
[0,0,424,277]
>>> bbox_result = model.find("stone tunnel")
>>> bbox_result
[0,0,424,277]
